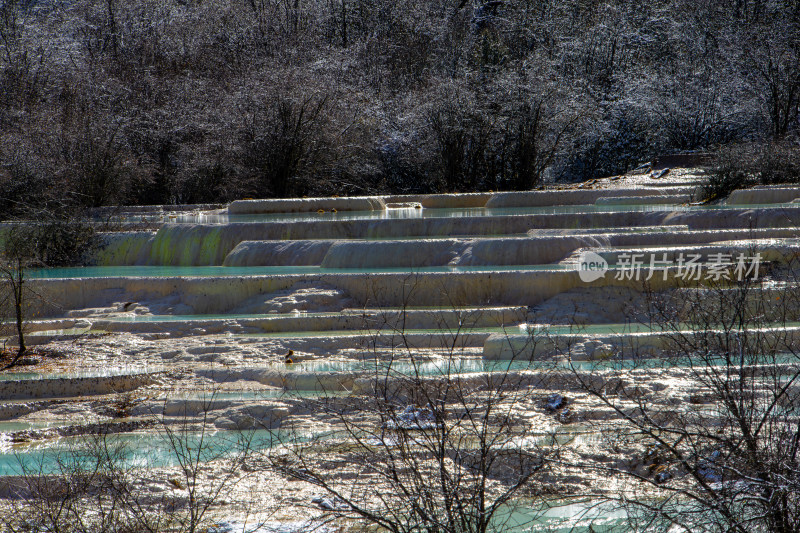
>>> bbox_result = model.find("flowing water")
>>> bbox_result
[0,429,292,476]
[169,202,800,225]
[6,188,800,530]
[27,264,575,278]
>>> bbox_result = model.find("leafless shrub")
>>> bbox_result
[239,93,329,198]
[705,139,800,201]
[0,396,263,533]
[260,286,567,532]
[568,269,800,532]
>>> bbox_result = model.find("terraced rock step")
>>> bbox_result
[225,228,800,268]
[30,306,526,336]
[226,187,700,214]
[7,419,157,443]
[484,324,800,360]
[483,187,699,207]
[96,204,800,266]
[726,186,800,204]
[26,270,670,318]
[229,196,386,214]
[3,182,800,530]
[0,373,162,400]
[585,239,800,266]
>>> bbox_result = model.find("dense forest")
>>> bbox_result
[1,0,799,210]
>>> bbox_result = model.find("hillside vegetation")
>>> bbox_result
[1,0,799,210]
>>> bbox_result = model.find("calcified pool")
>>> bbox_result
[27,264,575,279]
[0,429,292,476]
[3,182,800,531]
[168,201,800,224]
[122,202,698,226]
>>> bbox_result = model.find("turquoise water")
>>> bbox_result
[29,257,798,279]
[199,499,627,532]
[24,325,504,339]
[0,421,66,432]
[98,307,516,322]
[284,358,531,375]
[499,500,627,532]
[0,429,292,476]
[243,352,800,375]
[27,264,571,279]
[29,319,799,342]
[243,326,507,338]
[0,359,525,382]
[289,358,524,374]
[248,322,653,338]
[0,428,625,533]
[0,372,41,381]
[3,350,793,384]
[562,353,800,371]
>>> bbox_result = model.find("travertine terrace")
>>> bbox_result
[2,168,799,529]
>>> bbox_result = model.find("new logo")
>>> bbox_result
[576,251,608,283]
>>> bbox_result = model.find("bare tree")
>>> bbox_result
[0,252,28,368]
[0,208,94,369]
[567,268,800,532]
[0,392,263,533]
[156,394,257,533]
[262,293,564,532]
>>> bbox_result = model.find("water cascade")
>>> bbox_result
[4,174,800,530]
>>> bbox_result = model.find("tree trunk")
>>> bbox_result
[14,260,24,358]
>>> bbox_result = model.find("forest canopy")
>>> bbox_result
[1,0,799,208]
